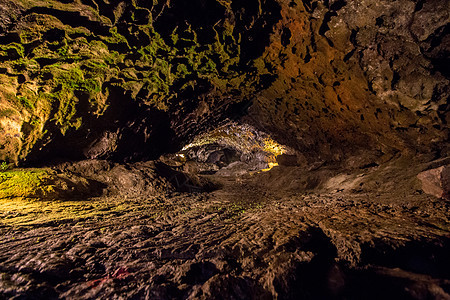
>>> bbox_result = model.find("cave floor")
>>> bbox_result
[0,158,449,299]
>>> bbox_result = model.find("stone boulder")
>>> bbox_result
[417,165,450,199]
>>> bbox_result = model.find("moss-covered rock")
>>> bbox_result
[0,0,284,164]
[0,164,110,202]
[0,168,57,199]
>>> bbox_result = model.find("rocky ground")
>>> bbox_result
[1,153,449,299]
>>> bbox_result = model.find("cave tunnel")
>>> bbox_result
[0,0,449,299]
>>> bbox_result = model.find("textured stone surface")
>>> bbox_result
[0,1,449,298]
[0,0,448,165]
[418,165,450,200]
[0,0,282,164]
[0,154,449,299]
[246,0,449,162]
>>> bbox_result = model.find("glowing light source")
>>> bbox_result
[179,122,291,173]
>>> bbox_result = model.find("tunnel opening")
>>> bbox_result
[178,122,290,174]
[153,121,293,193]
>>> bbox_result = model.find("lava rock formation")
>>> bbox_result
[0,0,449,299]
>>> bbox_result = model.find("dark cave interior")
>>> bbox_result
[0,0,449,299]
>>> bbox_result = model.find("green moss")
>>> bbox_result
[104,50,125,65]
[11,58,40,74]
[17,96,35,110]
[198,57,218,74]
[171,27,179,45]
[0,169,56,199]
[139,32,169,60]
[0,162,9,171]
[0,0,263,164]
[57,40,70,57]
[83,59,108,70]
[0,43,25,59]
[101,27,130,48]
[20,29,41,44]
[179,24,198,45]
[37,63,106,134]
[176,64,190,77]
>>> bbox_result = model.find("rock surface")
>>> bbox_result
[247,0,449,162]
[0,0,449,299]
[0,0,448,165]
[418,165,450,200]
[0,154,449,299]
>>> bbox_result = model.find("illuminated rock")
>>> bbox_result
[417,165,450,200]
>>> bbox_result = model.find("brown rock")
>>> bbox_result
[276,154,302,166]
[417,165,450,199]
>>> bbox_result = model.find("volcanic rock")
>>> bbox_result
[418,165,450,200]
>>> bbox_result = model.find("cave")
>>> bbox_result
[0,0,449,299]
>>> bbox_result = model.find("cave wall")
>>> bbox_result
[247,0,449,162]
[0,0,448,165]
